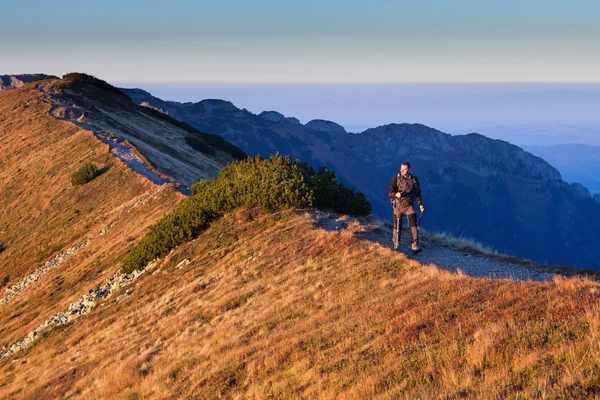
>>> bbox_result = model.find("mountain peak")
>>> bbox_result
[259,110,301,125]
[305,119,347,134]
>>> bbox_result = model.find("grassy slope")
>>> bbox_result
[1,208,599,399]
[0,84,183,354]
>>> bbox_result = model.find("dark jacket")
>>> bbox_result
[388,173,423,207]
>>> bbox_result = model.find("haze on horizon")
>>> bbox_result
[1,0,599,83]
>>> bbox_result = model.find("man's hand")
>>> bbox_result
[395,192,401,198]
[419,205,425,213]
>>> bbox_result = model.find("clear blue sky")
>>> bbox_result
[1,0,599,83]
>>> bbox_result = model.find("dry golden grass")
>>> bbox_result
[0,84,183,353]
[2,208,600,399]
[419,229,500,256]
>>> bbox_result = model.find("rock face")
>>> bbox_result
[0,74,55,90]
[122,88,600,270]
[259,111,301,125]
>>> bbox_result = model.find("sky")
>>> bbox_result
[1,0,600,83]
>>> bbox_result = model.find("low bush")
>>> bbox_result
[121,154,371,273]
[62,72,129,99]
[71,163,98,187]
[185,136,216,156]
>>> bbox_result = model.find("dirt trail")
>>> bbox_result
[308,210,557,282]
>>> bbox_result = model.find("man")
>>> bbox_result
[388,162,425,253]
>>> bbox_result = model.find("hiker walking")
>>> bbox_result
[388,162,425,253]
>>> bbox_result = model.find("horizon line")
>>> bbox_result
[4,73,600,85]
[113,80,600,85]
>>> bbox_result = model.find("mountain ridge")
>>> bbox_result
[0,74,56,90]
[121,87,600,269]
[3,74,600,398]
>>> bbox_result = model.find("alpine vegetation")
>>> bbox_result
[121,154,371,273]
[70,163,98,187]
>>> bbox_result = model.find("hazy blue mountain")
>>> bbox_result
[123,83,600,138]
[121,88,600,270]
[524,144,600,195]
[473,124,600,146]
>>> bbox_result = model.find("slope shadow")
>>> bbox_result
[96,165,111,178]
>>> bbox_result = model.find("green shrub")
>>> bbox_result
[199,133,247,160]
[71,163,98,187]
[303,165,372,216]
[185,136,216,156]
[121,154,371,274]
[62,72,129,99]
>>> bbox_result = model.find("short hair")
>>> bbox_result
[401,162,411,169]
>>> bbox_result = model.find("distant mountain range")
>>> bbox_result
[0,74,56,90]
[122,88,600,270]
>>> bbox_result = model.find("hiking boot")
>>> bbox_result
[411,242,422,254]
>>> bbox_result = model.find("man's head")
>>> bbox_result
[400,162,411,177]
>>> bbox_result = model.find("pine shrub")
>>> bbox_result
[62,72,129,99]
[71,163,98,187]
[121,154,371,273]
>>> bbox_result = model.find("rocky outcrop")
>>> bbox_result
[0,239,92,305]
[259,111,301,125]
[0,260,156,359]
[140,101,172,115]
[259,111,285,123]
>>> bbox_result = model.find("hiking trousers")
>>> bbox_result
[392,199,419,250]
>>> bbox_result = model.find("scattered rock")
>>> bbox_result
[0,239,92,305]
[0,260,157,359]
[100,224,112,236]
[175,258,190,270]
